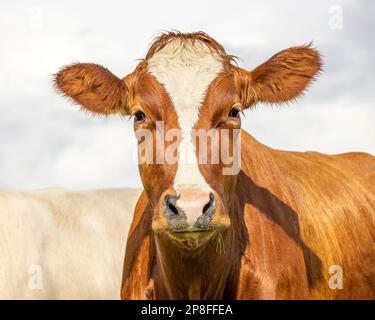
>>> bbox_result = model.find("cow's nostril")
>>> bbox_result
[202,202,211,215]
[168,203,179,215]
[202,193,215,215]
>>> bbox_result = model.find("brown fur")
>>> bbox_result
[233,44,322,107]
[121,132,375,299]
[55,31,375,299]
[54,63,129,115]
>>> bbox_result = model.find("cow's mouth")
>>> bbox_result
[167,229,216,250]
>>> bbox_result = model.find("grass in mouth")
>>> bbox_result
[216,232,225,254]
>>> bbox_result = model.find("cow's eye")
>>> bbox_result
[228,107,240,119]
[134,111,146,122]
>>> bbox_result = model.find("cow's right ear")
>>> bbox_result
[54,63,129,115]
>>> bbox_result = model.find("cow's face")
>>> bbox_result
[55,32,321,250]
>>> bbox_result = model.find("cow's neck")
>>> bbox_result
[232,130,311,299]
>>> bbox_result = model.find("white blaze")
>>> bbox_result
[147,39,223,191]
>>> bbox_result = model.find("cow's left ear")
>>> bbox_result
[54,63,130,115]
[237,44,322,107]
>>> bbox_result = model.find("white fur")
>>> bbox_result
[147,39,223,191]
[0,188,141,299]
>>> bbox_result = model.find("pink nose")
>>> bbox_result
[163,187,216,230]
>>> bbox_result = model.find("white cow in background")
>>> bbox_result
[0,188,141,299]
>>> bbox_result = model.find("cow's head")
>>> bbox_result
[55,32,321,251]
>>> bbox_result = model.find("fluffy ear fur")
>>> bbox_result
[236,44,322,107]
[54,63,129,115]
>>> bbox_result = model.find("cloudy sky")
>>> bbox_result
[0,0,373,190]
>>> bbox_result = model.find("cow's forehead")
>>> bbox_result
[147,39,225,191]
[147,39,224,130]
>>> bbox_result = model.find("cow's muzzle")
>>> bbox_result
[163,187,216,233]
[152,187,230,248]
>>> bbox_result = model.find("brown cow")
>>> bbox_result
[55,32,375,299]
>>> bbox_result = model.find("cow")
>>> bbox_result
[0,188,140,299]
[55,31,375,299]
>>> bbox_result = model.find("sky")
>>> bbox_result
[0,0,374,190]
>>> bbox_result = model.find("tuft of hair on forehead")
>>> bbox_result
[145,31,237,66]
